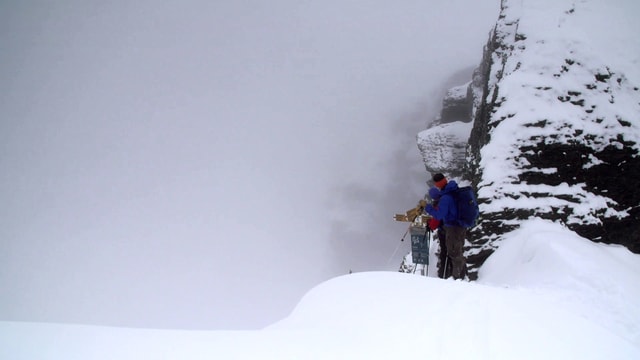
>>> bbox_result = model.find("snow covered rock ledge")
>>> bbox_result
[417,121,472,178]
[416,78,479,178]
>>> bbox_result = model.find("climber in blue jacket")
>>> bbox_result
[423,173,468,280]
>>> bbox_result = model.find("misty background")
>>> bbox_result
[1,1,499,329]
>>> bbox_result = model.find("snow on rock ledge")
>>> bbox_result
[417,121,472,177]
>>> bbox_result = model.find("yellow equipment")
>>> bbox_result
[393,205,431,226]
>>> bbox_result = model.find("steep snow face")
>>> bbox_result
[463,0,640,274]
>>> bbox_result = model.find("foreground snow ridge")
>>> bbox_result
[2,219,639,359]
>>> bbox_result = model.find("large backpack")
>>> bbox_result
[452,186,479,228]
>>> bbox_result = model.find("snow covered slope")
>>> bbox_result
[2,219,639,359]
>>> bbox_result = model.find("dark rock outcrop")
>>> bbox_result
[439,84,473,125]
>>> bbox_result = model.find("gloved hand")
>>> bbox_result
[418,199,427,208]
[425,204,435,215]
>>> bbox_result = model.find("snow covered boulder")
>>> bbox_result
[416,121,472,178]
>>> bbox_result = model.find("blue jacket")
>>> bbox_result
[425,181,459,226]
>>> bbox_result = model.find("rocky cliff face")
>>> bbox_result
[418,0,640,279]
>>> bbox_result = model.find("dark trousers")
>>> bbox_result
[443,225,467,280]
[436,227,450,279]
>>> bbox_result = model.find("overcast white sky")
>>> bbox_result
[0,1,499,329]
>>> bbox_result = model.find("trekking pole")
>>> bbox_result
[443,257,448,279]
[424,226,430,277]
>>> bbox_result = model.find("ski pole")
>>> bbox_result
[400,224,411,242]
[386,221,416,266]
[386,235,406,266]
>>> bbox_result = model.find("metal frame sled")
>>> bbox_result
[394,205,432,276]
